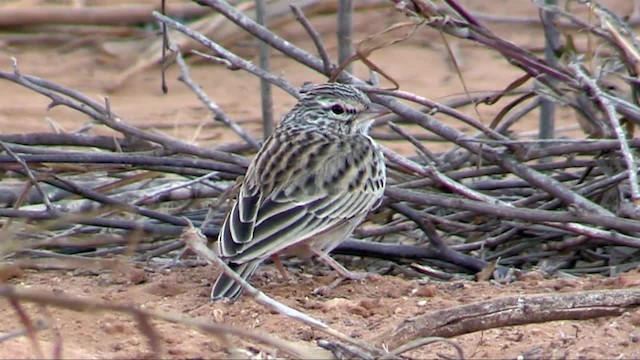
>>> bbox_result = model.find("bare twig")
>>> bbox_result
[0,152,245,176]
[337,0,354,74]
[290,4,333,75]
[382,337,464,359]
[387,122,443,166]
[0,140,57,214]
[173,47,260,149]
[0,65,249,167]
[7,298,45,359]
[255,0,274,138]
[571,63,640,205]
[152,11,299,98]
[0,319,48,344]
[538,0,559,143]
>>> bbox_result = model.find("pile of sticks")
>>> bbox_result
[1,0,638,279]
[2,0,640,357]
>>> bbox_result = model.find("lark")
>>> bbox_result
[211,82,386,301]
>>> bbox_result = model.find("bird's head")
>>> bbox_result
[285,82,384,135]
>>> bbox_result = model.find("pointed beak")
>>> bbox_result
[359,102,388,121]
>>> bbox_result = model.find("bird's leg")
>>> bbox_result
[308,246,376,295]
[270,254,290,281]
[314,277,346,296]
[160,247,192,269]
[310,247,368,280]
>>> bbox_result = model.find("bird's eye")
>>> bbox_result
[330,104,345,115]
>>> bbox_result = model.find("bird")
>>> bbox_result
[211,82,386,301]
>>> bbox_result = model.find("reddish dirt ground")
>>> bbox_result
[3,267,640,359]
[1,0,640,358]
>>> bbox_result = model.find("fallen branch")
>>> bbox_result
[379,288,640,350]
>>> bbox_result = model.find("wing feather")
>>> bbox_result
[238,188,260,223]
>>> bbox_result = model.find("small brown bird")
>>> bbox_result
[211,82,386,301]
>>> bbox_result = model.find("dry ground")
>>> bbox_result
[3,267,640,358]
[1,0,639,358]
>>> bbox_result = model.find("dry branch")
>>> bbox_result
[0,64,249,167]
[379,288,640,350]
[173,48,261,149]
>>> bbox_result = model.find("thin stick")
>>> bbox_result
[387,122,443,167]
[134,313,164,357]
[0,319,48,343]
[255,0,274,137]
[337,0,354,74]
[290,4,332,75]
[8,298,45,359]
[0,66,249,167]
[538,0,559,144]
[571,63,640,204]
[383,337,464,359]
[152,11,299,98]
[173,47,260,150]
[161,0,168,94]
[192,1,326,78]
[0,140,57,215]
[0,3,210,27]
[0,151,245,175]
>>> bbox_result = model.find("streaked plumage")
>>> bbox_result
[211,82,386,301]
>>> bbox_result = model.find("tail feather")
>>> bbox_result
[211,260,262,301]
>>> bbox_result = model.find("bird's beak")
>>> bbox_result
[359,102,388,121]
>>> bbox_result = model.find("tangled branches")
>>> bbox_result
[2,0,640,358]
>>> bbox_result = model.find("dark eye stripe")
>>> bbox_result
[327,104,359,116]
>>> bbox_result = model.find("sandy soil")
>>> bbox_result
[1,0,640,358]
[2,267,640,359]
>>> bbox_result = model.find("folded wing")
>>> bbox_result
[217,134,385,263]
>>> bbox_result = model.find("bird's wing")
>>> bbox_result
[217,134,385,262]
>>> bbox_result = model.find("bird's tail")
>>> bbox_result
[210,259,262,301]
